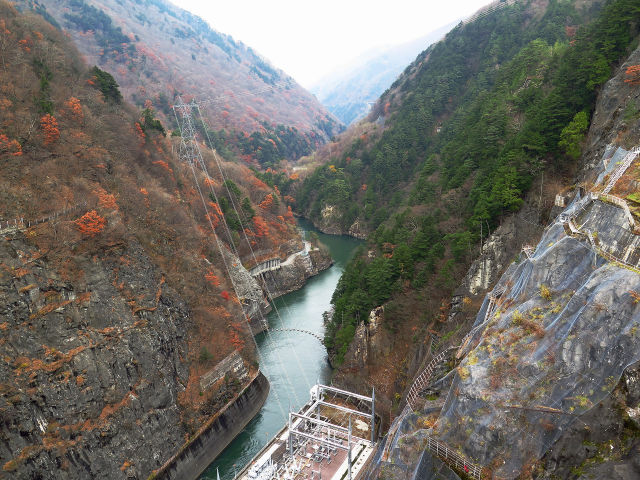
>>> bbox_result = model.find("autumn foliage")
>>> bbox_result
[624,65,640,85]
[285,205,295,223]
[205,213,220,229]
[205,270,220,287]
[152,160,173,175]
[40,114,60,144]
[252,216,269,237]
[258,193,274,210]
[74,210,106,236]
[0,134,22,156]
[64,97,83,121]
[208,201,223,217]
[95,187,118,210]
[0,3,314,441]
[134,122,145,144]
[228,322,245,350]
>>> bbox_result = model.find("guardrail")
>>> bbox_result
[424,435,483,480]
[0,202,87,234]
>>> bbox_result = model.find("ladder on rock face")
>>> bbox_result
[406,347,457,411]
[430,333,441,354]
[602,146,640,194]
[566,218,581,235]
[482,285,505,325]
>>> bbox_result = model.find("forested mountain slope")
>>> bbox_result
[294,0,640,387]
[15,0,342,166]
[0,3,302,476]
[369,40,640,479]
[311,24,455,126]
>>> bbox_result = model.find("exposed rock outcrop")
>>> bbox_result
[226,250,271,334]
[309,205,369,239]
[0,233,190,479]
[338,307,388,371]
[315,205,345,235]
[257,245,333,299]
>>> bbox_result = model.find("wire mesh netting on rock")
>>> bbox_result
[440,197,640,476]
[366,147,640,479]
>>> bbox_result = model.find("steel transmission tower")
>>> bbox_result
[172,96,199,166]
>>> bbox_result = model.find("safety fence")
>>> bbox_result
[0,202,87,233]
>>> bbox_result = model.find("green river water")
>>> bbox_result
[200,220,362,480]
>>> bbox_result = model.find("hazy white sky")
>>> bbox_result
[175,1,493,88]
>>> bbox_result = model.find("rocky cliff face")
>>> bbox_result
[0,232,189,478]
[0,6,308,477]
[307,204,369,239]
[259,247,333,299]
[530,33,640,480]
[227,250,272,334]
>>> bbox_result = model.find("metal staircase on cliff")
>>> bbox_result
[385,343,484,479]
[602,146,640,194]
[406,346,458,411]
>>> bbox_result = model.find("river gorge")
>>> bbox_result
[200,221,362,480]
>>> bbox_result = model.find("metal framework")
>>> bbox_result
[286,384,375,480]
[234,384,377,480]
[173,97,200,166]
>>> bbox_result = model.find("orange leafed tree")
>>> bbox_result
[40,114,60,144]
[229,322,245,350]
[205,270,220,287]
[74,210,106,236]
[251,177,268,189]
[205,213,220,229]
[208,202,223,217]
[0,134,22,156]
[253,216,269,237]
[285,205,295,224]
[64,97,83,121]
[152,160,173,175]
[624,65,640,85]
[95,187,118,210]
[258,193,274,210]
[134,122,146,144]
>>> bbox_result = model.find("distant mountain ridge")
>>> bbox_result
[18,0,342,146]
[311,23,456,125]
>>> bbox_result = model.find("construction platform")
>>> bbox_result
[234,384,378,480]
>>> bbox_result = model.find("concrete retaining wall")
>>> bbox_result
[154,371,270,480]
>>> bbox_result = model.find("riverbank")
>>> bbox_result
[247,232,334,334]
[258,245,333,299]
[152,371,270,480]
[199,221,363,480]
